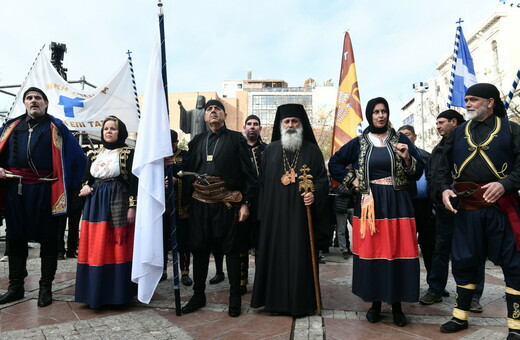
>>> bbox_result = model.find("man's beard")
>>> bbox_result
[466,102,488,121]
[247,131,260,143]
[281,124,303,152]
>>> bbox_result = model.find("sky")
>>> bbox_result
[0,0,504,123]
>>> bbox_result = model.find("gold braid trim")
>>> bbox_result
[129,196,137,208]
[52,193,67,214]
[453,308,470,321]
[508,318,520,330]
[455,116,505,179]
[51,125,63,149]
[119,147,131,181]
[172,148,183,164]
[0,119,20,143]
[507,287,520,295]
[457,283,477,290]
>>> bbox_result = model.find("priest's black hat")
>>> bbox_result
[271,103,317,145]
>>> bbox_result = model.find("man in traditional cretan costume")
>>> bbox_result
[181,99,257,317]
[437,83,520,339]
[0,87,86,307]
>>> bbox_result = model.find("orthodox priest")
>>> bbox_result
[251,103,329,316]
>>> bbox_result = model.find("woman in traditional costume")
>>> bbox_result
[75,116,137,308]
[328,97,424,326]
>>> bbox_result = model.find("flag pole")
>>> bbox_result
[330,32,348,158]
[447,20,463,108]
[158,0,182,316]
[505,68,520,111]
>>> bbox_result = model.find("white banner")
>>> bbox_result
[9,50,140,132]
[131,29,172,304]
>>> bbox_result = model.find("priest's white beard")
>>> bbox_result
[281,124,303,152]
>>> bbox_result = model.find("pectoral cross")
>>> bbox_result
[288,168,297,183]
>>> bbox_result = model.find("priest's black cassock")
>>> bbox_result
[250,104,329,316]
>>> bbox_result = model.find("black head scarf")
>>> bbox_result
[465,83,506,117]
[23,86,49,114]
[271,103,318,145]
[365,97,389,134]
[204,99,226,112]
[101,115,128,150]
[437,109,465,125]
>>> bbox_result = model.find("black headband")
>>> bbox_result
[245,114,261,125]
[23,87,48,101]
[437,109,465,125]
[205,99,225,112]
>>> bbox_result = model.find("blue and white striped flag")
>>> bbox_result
[448,26,477,108]
[505,68,520,110]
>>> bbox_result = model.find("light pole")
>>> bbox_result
[413,82,429,149]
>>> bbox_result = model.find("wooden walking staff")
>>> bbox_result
[298,164,322,315]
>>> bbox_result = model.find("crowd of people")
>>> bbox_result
[0,84,519,338]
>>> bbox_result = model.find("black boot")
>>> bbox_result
[239,252,249,295]
[37,256,57,307]
[0,257,27,304]
[392,302,407,327]
[227,253,242,317]
[366,301,382,323]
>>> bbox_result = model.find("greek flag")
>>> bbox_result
[450,27,477,108]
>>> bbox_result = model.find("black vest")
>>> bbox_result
[452,116,514,181]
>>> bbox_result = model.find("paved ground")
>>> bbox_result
[0,238,512,339]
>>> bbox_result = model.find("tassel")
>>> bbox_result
[360,192,376,238]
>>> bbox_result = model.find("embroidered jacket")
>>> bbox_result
[328,128,424,194]
[0,114,86,215]
[83,146,138,207]
[452,116,513,180]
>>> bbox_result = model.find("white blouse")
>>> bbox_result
[90,148,121,179]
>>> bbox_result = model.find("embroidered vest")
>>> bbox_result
[452,116,514,180]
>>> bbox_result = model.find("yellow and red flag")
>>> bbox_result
[331,32,362,155]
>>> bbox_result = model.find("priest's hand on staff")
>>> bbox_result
[301,192,314,206]
[238,204,250,222]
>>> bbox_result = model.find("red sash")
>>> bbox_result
[497,193,520,251]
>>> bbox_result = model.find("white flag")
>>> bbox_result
[131,30,173,304]
[9,50,140,132]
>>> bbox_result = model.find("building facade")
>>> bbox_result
[402,6,520,151]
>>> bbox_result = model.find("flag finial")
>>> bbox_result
[158,0,164,14]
